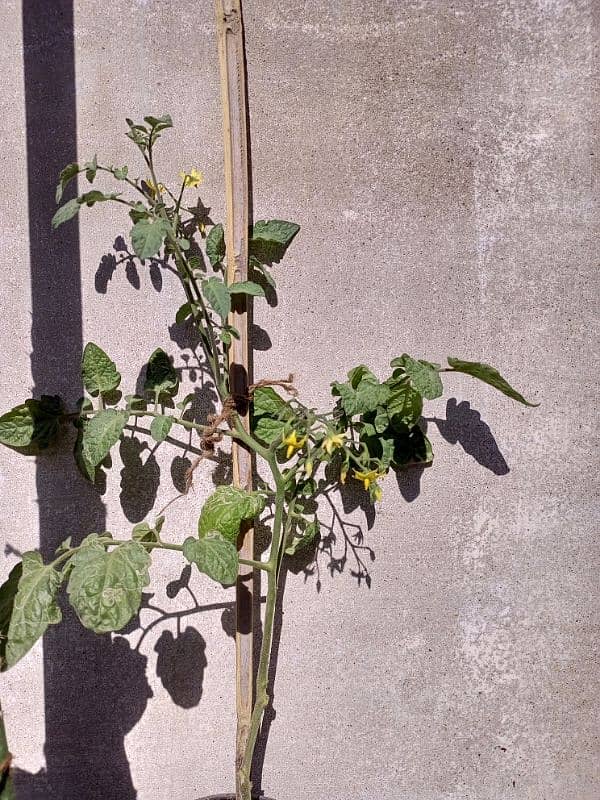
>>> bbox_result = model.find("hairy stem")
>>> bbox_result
[237,481,286,799]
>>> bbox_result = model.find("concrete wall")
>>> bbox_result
[0,1,598,798]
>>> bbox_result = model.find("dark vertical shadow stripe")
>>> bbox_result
[20,3,149,798]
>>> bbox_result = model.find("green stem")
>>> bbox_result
[53,537,270,573]
[0,699,15,800]
[174,178,187,215]
[50,537,185,571]
[144,155,225,398]
[127,410,273,465]
[240,558,271,573]
[233,417,274,464]
[238,481,287,798]
[127,408,232,439]
[97,165,149,200]
[175,249,226,397]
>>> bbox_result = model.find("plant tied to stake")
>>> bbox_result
[0,114,537,799]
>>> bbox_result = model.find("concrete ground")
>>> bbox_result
[0,1,598,798]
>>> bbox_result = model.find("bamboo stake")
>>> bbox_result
[214,2,253,797]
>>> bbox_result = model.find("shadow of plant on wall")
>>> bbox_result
[427,398,510,476]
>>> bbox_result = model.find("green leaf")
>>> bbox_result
[0,403,43,448]
[175,302,193,324]
[3,552,62,670]
[131,522,155,542]
[85,155,98,183]
[447,358,539,406]
[144,114,173,131]
[373,407,390,434]
[79,190,121,207]
[112,165,129,180]
[74,423,95,482]
[131,516,163,543]
[391,354,443,400]
[347,365,373,389]
[285,520,319,556]
[0,562,22,670]
[359,429,395,468]
[81,342,121,396]
[249,220,300,265]
[228,281,266,298]
[55,537,72,555]
[175,393,196,412]
[252,415,286,445]
[0,396,63,449]
[129,202,150,224]
[332,370,390,417]
[52,198,81,228]
[81,409,128,468]
[205,223,225,267]
[183,533,238,586]
[130,218,171,260]
[67,541,151,633]
[56,162,80,203]
[386,385,423,428]
[144,348,179,397]
[150,415,173,443]
[251,259,277,289]
[252,387,287,417]
[202,276,231,320]
[53,189,121,228]
[125,118,149,147]
[198,486,266,545]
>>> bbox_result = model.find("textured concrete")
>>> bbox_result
[0,1,598,799]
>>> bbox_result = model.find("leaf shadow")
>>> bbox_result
[119,435,160,523]
[95,236,172,295]
[154,627,207,709]
[426,398,509,475]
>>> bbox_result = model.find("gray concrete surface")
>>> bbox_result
[0,1,598,798]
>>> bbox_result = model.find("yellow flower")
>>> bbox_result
[353,468,381,491]
[323,431,346,455]
[282,430,306,459]
[179,168,204,188]
[146,179,164,198]
[372,484,383,502]
[302,459,314,479]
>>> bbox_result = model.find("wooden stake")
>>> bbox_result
[214,2,253,796]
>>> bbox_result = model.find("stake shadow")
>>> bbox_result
[14,3,157,797]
